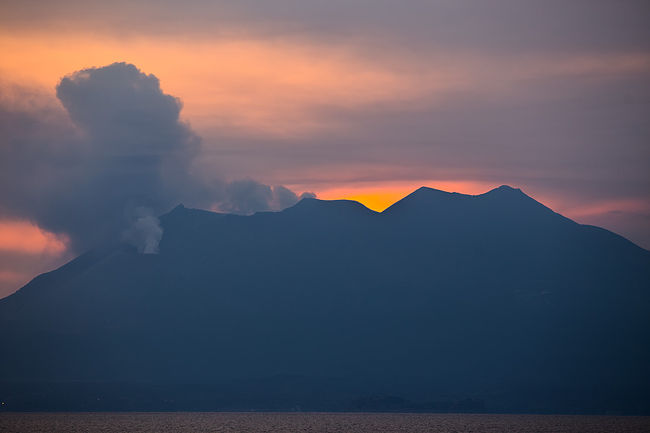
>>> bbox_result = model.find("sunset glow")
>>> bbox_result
[0,220,68,255]
[315,180,499,212]
[0,32,456,136]
[5,31,648,138]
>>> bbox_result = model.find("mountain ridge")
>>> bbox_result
[1,185,649,413]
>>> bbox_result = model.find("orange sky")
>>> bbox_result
[314,180,498,211]
[4,31,647,138]
[0,32,456,137]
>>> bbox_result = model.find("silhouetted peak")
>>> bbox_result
[161,203,188,219]
[160,203,226,227]
[478,185,541,205]
[413,186,456,196]
[481,185,527,197]
[472,184,573,224]
[286,198,375,215]
[382,186,469,214]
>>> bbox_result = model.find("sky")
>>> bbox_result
[1,0,649,298]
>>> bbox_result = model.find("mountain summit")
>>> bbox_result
[1,187,649,413]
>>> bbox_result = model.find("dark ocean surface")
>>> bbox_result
[1,412,649,433]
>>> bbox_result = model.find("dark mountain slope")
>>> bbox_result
[1,186,649,413]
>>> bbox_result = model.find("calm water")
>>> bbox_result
[1,412,649,433]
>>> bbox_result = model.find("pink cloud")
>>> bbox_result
[0,220,68,255]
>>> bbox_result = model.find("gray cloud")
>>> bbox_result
[202,67,650,195]
[214,180,315,215]
[2,1,649,54]
[0,63,311,253]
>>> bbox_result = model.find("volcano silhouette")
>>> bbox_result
[1,186,649,413]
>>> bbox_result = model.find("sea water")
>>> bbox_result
[1,412,650,433]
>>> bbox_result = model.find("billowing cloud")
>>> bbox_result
[0,62,311,255]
